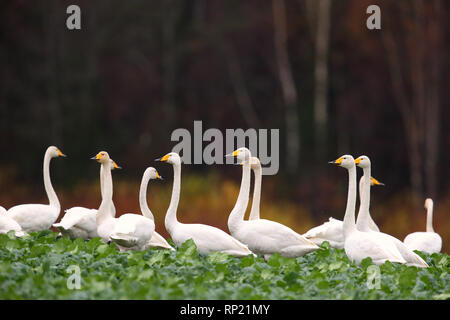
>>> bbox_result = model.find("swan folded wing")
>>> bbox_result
[0,215,24,236]
[237,219,318,255]
[404,232,442,254]
[147,231,174,250]
[303,217,343,241]
[112,214,155,244]
[379,233,429,267]
[7,204,59,232]
[177,223,252,255]
[346,232,406,265]
[0,206,7,216]
[54,207,96,230]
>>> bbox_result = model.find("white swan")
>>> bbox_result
[6,146,66,232]
[330,155,427,267]
[302,176,384,249]
[355,155,428,267]
[139,167,174,250]
[93,151,155,250]
[227,148,318,260]
[0,206,25,237]
[52,159,120,240]
[155,152,254,257]
[403,198,442,254]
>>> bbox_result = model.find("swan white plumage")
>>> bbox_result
[403,198,442,254]
[355,155,428,267]
[156,152,254,257]
[52,159,120,240]
[227,148,319,260]
[330,155,426,267]
[302,176,384,249]
[6,146,66,232]
[139,167,174,250]
[0,206,25,237]
[248,157,262,221]
[93,151,155,250]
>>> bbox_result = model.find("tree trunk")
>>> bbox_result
[272,0,300,174]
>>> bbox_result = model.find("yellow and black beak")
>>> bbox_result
[155,154,170,162]
[155,170,163,180]
[355,158,362,165]
[225,150,240,158]
[90,153,103,161]
[57,149,67,157]
[112,161,122,170]
[328,157,343,165]
[371,177,385,186]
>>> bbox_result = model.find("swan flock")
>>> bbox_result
[0,146,442,267]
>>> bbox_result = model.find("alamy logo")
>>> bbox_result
[171,121,279,175]
[66,265,81,290]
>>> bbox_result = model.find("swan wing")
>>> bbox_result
[404,232,442,255]
[111,214,155,248]
[233,219,319,257]
[0,206,7,216]
[303,217,344,247]
[7,204,59,232]
[345,231,406,265]
[0,215,24,236]
[53,207,94,229]
[173,223,253,256]
[146,231,174,250]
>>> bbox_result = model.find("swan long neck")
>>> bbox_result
[249,165,262,220]
[343,165,357,239]
[165,162,181,235]
[139,172,154,220]
[100,165,116,217]
[43,151,60,210]
[97,161,113,226]
[356,166,371,231]
[426,202,434,232]
[228,159,251,234]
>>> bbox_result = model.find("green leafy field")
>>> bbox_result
[0,231,448,300]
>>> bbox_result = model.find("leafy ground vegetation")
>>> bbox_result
[0,231,448,300]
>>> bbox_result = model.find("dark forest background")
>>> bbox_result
[0,0,448,251]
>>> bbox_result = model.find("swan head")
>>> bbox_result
[155,152,181,165]
[91,151,112,165]
[355,155,371,168]
[424,198,433,210]
[329,155,355,169]
[144,167,163,180]
[226,147,251,163]
[48,146,66,158]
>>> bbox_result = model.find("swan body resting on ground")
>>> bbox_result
[227,148,319,260]
[52,159,120,240]
[330,155,427,267]
[138,167,174,250]
[6,146,66,232]
[93,151,155,250]
[156,152,254,257]
[355,155,428,267]
[403,198,442,254]
[302,176,384,249]
[0,206,25,236]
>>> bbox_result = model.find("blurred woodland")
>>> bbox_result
[0,0,448,251]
